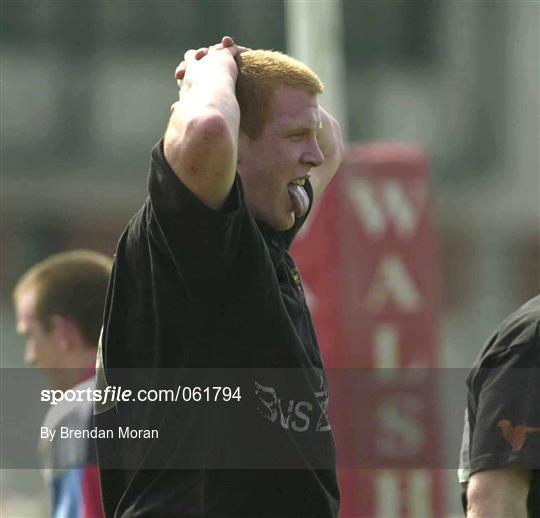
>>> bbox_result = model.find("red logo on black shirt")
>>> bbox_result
[497,419,540,452]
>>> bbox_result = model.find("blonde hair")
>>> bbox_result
[236,50,324,139]
[13,250,112,346]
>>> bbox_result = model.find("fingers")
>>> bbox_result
[175,47,208,81]
[184,49,197,61]
[221,35,235,48]
[208,36,244,56]
[174,37,249,82]
[194,47,209,60]
[175,49,195,80]
[205,36,234,54]
[175,62,186,81]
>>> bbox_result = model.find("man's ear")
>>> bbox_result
[49,315,76,352]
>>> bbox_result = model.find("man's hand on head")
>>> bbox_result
[175,36,250,82]
[165,37,250,210]
[172,36,251,108]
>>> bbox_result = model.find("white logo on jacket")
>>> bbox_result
[254,375,330,433]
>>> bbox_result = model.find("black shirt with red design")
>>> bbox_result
[459,295,540,516]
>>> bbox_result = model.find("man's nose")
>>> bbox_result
[303,137,324,168]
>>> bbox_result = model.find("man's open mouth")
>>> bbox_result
[288,178,309,218]
[290,178,306,186]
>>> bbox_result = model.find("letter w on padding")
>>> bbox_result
[346,178,426,238]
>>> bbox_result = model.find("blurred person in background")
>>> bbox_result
[459,295,540,516]
[14,250,112,518]
[95,36,343,517]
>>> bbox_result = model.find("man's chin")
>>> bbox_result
[255,209,295,232]
[269,211,295,232]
